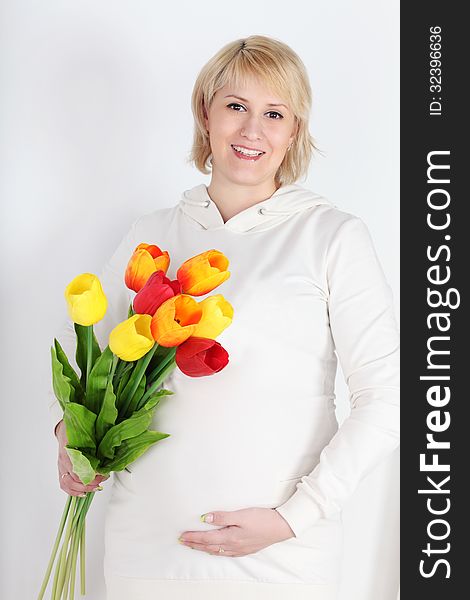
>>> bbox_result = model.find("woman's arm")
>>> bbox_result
[275,215,400,537]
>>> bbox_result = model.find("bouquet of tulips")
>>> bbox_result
[38,244,233,600]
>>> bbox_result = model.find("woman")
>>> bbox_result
[51,35,400,599]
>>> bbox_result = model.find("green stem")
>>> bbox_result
[61,492,95,600]
[61,525,77,600]
[68,503,86,600]
[137,359,176,410]
[120,344,159,418]
[54,496,78,599]
[37,496,72,600]
[56,495,89,600]
[109,355,119,383]
[79,492,95,595]
[79,519,85,597]
[146,347,176,387]
[85,326,93,392]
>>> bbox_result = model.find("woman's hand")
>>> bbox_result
[178,507,295,557]
[55,419,109,496]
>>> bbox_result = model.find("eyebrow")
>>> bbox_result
[224,94,289,109]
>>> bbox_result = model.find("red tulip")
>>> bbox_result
[175,337,229,377]
[133,270,182,315]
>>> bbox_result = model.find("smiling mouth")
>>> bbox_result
[231,144,265,160]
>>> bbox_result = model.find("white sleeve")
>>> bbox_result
[48,219,141,435]
[275,216,400,537]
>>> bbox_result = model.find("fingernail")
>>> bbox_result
[94,486,104,491]
[178,537,185,544]
[79,493,87,498]
[200,513,213,523]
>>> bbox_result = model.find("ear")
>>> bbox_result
[289,118,299,146]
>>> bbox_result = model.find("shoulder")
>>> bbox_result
[295,186,371,251]
[130,204,180,237]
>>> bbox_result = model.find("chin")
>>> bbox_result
[228,165,275,186]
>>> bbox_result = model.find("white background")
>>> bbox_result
[0,1,399,598]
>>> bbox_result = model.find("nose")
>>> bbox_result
[240,114,264,141]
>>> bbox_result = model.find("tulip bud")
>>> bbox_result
[175,337,229,377]
[125,243,170,292]
[133,270,182,315]
[151,294,202,347]
[192,294,233,339]
[176,250,230,296]
[64,273,107,326]
[109,314,154,361]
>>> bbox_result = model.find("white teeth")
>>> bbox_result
[232,145,263,156]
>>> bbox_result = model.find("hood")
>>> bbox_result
[179,183,333,233]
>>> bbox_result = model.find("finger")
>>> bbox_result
[181,541,235,556]
[179,529,225,545]
[58,454,82,483]
[58,457,109,487]
[88,474,109,486]
[59,474,87,496]
[59,471,104,495]
[201,511,235,527]
[58,462,84,486]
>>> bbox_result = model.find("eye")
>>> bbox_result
[266,111,283,119]
[227,102,246,112]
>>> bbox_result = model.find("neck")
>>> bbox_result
[207,174,279,223]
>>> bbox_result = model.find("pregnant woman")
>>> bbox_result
[50,35,400,599]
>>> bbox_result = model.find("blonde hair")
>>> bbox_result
[189,35,316,186]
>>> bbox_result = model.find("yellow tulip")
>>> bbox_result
[176,250,230,296]
[192,295,233,339]
[151,294,202,347]
[64,273,107,326]
[109,314,155,361]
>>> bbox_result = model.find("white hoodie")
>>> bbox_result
[49,183,400,599]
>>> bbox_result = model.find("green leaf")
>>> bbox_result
[102,430,170,473]
[51,346,73,409]
[75,323,101,385]
[95,380,118,442]
[141,389,173,412]
[54,338,84,403]
[65,447,97,485]
[127,302,134,318]
[81,451,100,472]
[85,346,114,414]
[63,403,97,449]
[97,404,156,460]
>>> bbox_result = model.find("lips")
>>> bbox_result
[231,144,265,161]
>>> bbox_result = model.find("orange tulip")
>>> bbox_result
[125,243,170,292]
[151,294,202,347]
[176,250,230,296]
[192,294,233,339]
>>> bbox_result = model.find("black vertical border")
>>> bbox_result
[401,3,466,598]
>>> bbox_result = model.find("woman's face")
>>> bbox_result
[204,76,297,189]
